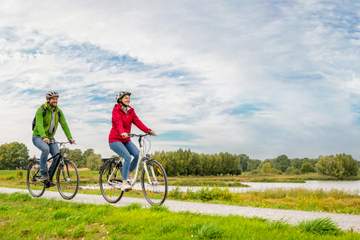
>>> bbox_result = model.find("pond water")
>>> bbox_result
[80,180,360,195]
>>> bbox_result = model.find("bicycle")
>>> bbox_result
[99,133,168,206]
[26,141,80,200]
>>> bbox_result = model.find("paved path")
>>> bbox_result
[0,187,359,232]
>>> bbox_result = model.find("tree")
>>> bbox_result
[247,159,261,171]
[239,154,250,172]
[286,166,300,175]
[67,149,82,166]
[272,155,290,172]
[316,154,358,179]
[0,142,29,169]
[301,161,315,173]
[259,161,278,174]
[81,149,95,168]
[86,153,102,171]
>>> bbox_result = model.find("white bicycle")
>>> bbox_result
[99,133,168,206]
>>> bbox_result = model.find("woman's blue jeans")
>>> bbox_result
[109,141,140,180]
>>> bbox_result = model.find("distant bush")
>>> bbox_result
[316,154,358,179]
[259,162,280,175]
[300,162,316,173]
[285,167,300,175]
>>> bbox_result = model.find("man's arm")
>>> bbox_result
[58,109,73,141]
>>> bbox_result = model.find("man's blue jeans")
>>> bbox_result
[109,141,140,180]
[32,136,59,176]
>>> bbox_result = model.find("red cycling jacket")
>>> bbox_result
[108,104,151,143]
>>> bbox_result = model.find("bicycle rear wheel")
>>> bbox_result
[99,160,124,203]
[26,161,45,197]
[141,159,168,206]
[56,160,79,200]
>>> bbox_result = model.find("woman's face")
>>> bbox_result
[121,95,130,106]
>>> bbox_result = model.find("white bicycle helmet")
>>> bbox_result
[116,91,131,103]
[46,90,59,100]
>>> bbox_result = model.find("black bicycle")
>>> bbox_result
[99,133,168,205]
[26,141,79,200]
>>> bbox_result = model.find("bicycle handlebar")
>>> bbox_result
[128,133,153,148]
[49,141,72,146]
[128,133,151,138]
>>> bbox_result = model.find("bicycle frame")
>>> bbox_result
[109,134,157,187]
[32,142,69,181]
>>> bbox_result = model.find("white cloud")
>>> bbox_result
[0,0,359,159]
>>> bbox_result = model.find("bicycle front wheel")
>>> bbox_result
[141,159,168,206]
[26,161,45,197]
[56,160,79,200]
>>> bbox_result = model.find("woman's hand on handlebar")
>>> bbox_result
[121,132,129,138]
[148,130,157,136]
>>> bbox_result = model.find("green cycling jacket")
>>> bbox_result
[32,103,73,140]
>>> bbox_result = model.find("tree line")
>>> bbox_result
[153,150,359,179]
[0,141,359,179]
[0,142,102,171]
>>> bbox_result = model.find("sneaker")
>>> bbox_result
[121,180,132,191]
[37,175,49,182]
[45,181,55,188]
[111,179,123,189]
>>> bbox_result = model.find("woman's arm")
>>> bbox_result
[132,110,151,133]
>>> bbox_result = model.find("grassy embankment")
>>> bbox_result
[0,192,358,239]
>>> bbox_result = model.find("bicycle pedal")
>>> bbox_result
[45,181,55,188]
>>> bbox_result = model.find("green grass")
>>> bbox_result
[168,187,360,214]
[0,192,359,240]
[299,218,342,235]
[1,170,360,215]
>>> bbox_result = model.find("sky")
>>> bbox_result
[0,0,359,159]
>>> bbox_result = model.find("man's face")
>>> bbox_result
[48,97,58,107]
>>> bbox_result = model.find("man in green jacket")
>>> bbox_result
[32,91,75,181]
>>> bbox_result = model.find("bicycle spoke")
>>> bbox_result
[141,160,168,206]
[99,161,124,203]
[56,160,79,200]
[26,162,45,197]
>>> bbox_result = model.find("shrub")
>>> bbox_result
[316,154,358,179]
[298,218,341,235]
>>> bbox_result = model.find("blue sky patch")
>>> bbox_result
[226,103,269,117]
[156,130,197,141]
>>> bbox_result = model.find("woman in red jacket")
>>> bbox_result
[109,91,155,191]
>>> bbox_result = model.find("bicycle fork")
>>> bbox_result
[61,163,71,182]
[143,161,159,186]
